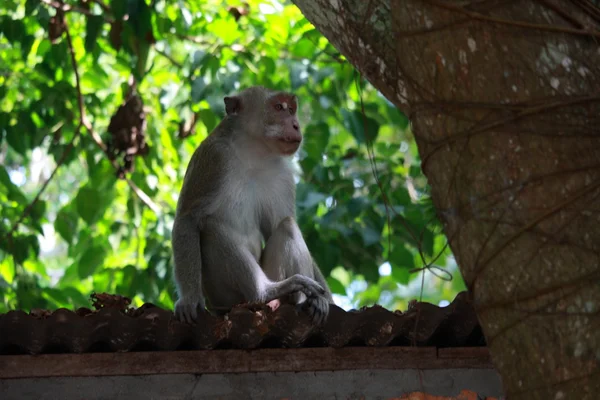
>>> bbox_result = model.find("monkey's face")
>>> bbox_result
[263,93,302,156]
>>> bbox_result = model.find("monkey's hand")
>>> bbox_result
[174,297,206,324]
[284,274,326,298]
[302,295,330,326]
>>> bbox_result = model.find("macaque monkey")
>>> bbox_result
[172,86,333,325]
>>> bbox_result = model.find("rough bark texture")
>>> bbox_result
[292,1,600,398]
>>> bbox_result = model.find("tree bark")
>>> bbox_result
[292,1,600,398]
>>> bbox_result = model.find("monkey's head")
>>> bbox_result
[224,86,302,156]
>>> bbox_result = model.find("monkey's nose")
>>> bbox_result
[292,121,299,131]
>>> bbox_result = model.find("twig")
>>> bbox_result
[6,0,158,240]
[470,178,600,292]
[571,0,600,25]
[40,0,114,23]
[425,0,600,39]
[421,95,600,171]
[63,24,89,129]
[155,48,183,68]
[174,34,213,46]
[535,0,586,29]
[89,0,111,14]
[3,126,82,242]
[64,20,161,215]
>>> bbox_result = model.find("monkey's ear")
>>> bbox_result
[224,96,242,115]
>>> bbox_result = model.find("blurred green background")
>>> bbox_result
[0,0,465,313]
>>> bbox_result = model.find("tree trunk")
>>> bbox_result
[292,1,600,398]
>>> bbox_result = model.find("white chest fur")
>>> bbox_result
[218,156,294,236]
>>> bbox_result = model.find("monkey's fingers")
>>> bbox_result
[269,275,326,304]
[174,300,205,324]
[297,275,327,297]
[301,295,329,325]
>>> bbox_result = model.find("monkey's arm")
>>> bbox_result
[172,216,205,323]
[172,139,229,323]
[260,217,332,324]
[235,245,327,305]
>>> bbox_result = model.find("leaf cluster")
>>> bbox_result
[0,0,464,313]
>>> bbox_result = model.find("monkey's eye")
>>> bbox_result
[275,104,283,111]
[288,107,295,114]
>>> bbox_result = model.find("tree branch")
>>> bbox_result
[63,19,161,215]
[40,0,115,23]
[3,126,82,242]
[155,48,183,68]
[426,0,600,39]
[89,0,111,14]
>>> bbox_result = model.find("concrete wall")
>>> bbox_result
[2,369,503,400]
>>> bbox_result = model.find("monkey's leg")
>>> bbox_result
[261,217,331,324]
[172,216,206,323]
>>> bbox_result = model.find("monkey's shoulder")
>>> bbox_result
[191,136,233,167]
[176,139,235,217]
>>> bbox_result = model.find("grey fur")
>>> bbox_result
[172,86,333,324]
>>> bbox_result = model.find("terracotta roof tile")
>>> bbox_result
[0,291,484,355]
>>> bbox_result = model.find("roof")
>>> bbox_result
[0,291,484,355]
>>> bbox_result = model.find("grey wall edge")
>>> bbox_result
[1,369,504,400]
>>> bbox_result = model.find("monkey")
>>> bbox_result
[172,86,333,325]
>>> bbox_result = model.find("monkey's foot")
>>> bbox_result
[174,298,207,324]
[266,299,281,312]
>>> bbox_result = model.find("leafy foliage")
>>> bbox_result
[0,0,465,313]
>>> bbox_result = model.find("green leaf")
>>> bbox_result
[341,109,380,145]
[25,0,39,15]
[191,50,207,71]
[115,264,139,295]
[55,206,79,244]
[43,287,71,306]
[420,228,435,257]
[191,77,207,103]
[85,16,104,53]
[61,287,91,308]
[302,122,330,156]
[375,142,400,158]
[29,200,47,235]
[347,197,368,217]
[326,276,346,295]
[297,190,326,209]
[198,108,217,133]
[110,0,128,19]
[0,0,460,316]
[59,262,80,285]
[291,38,316,59]
[290,64,307,90]
[355,284,381,306]
[75,185,114,226]
[391,265,410,285]
[89,159,117,191]
[10,235,40,264]
[0,166,28,203]
[386,106,410,129]
[1,18,26,43]
[389,242,415,270]
[360,226,381,246]
[30,200,46,222]
[20,34,35,59]
[6,125,28,155]
[77,245,107,279]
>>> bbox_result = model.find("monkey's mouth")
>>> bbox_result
[278,139,301,155]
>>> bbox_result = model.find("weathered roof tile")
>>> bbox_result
[0,291,484,354]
